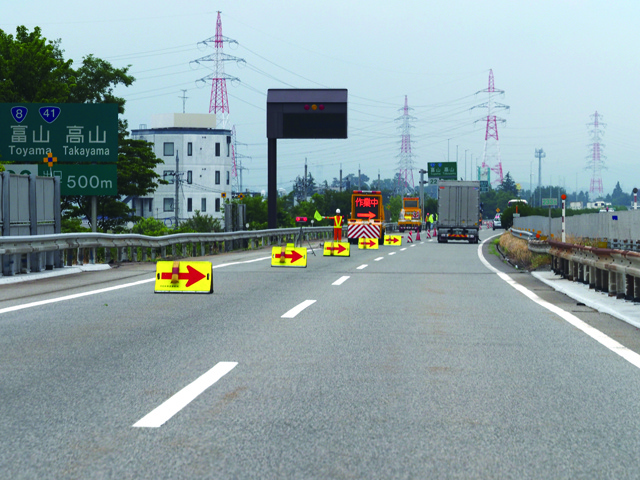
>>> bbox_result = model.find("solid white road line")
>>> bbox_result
[0,279,155,315]
[332,276,350,286]
[477,235,640,370]
[133,361,238,428]
[0,256,272,315]
[357,265,368,270]
[281,300,317,318]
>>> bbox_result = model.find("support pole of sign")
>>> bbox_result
[548,205,552,240]
[91,196,97,232]
[175,151,180,228]
[561,194,566,243]
[419,169,426,228]
[91,195,97,264]
[268,138,277,229]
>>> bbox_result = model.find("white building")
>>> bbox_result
[130,113,232,228]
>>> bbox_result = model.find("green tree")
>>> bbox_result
[498,172,518,196]
[309,190,351,222]
[181,210,222,233]
[610,181,630,207]
[292,172,317,203]
[387,196,402,222]
[0,26,74,102]
[242,196,268,230]
[132,217,168,236]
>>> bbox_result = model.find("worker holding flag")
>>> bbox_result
[322,209,344,242]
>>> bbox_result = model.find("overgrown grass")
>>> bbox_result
[488,239,500,257]
[499,232,551,270]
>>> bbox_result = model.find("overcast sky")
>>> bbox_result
[4,0,640,197]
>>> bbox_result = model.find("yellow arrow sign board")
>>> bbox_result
[358,237,379,249]
[323,241,350,257]
[271,246,308,267]
[383,235,402,246]
[154,261,213,294]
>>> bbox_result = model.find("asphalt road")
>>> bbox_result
[2,231,640,479]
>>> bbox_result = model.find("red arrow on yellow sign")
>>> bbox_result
[273,250,304,263]
[160,265,206,287]
[326,244,347,254]
[154,261,213,294]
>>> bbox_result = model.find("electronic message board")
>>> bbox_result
[353,194,382,220]
[267,89,347,139]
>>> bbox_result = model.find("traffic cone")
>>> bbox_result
[416,229,421,241]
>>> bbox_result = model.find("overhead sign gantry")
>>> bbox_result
[266,89,348,229]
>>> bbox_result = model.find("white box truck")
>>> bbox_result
[437,180,481,244]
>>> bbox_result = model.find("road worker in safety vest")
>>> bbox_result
[324,209,344,242]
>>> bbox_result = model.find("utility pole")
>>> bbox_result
[174,151,180,227]
[535,148,546,207]
[419,169,427,218]
[358,164,361,190]
[179,90,188,113]
[304,157,308,200]
[530,162,533,203]
[465,150,468,181]
[339,164,342,192]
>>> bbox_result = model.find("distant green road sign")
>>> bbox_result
[479,180,489,192]
[428,162,457,179]
[542,198,558,207]
[1,103,118,163]
[38,164,118,195]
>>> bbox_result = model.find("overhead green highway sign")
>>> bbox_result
[1,103,118,163]
[4,163,118,196]
[428,162,457,179]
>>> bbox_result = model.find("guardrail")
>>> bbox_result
[508,227,640,303]
[547,239,640,302]
[0,226,335,277]
[510,227,550,254]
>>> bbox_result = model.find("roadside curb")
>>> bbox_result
[532,271,640,329]
[0,264,111,285]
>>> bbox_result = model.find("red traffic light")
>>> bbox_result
[296,216,308,222]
